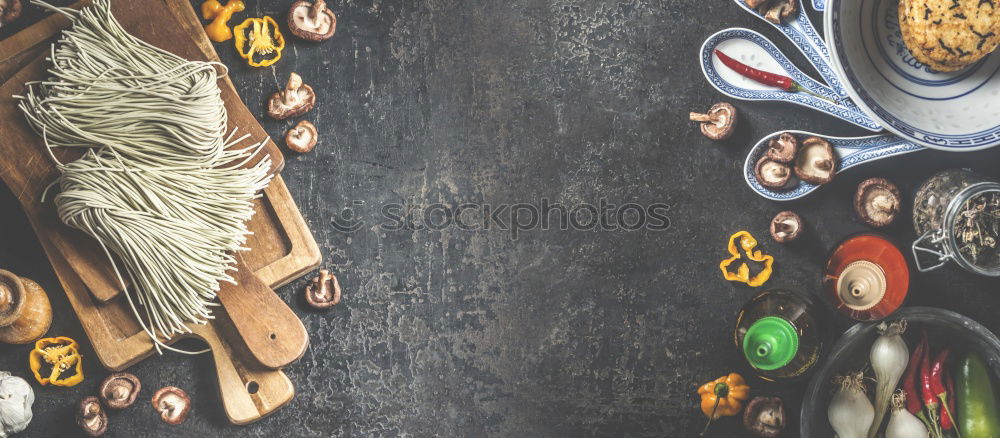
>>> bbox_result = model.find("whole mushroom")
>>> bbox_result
[755,155,792,189]
[99,373,141,410]
[794,136,836,185]
[287,0,337,42]
[152,387,191,425]
[743,396,785,438]
[267,73,316,120]
[76,396,107,437]
[305,269,341,309]
[0,371,34,437]
[0,270,52,345]
[0,0,22,26]
[854,177,901,227]
[689,102,737,140]
[770,211,803,243]
[761,0,797,24]
[285,120,319,153]
[765,132,798,163]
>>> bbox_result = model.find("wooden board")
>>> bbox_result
[0,0,323,424]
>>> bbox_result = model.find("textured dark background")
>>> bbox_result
[3,0,1000,436]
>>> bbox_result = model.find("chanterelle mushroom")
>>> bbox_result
[766,132,798,163]
[743,396,785,438]
[794,136,836,185]
[76,396,107,437]
[99,373,141,410]
[285,120,319,153]
[770,211,803,243]
[755,155,791,189]
[689,102,737,140]
[267,72,316,120]
[287,0,337,42]
[305,269,342,309]
[152,387,191,425]
[0,270,52,345]
[854,177,901,228]
[0,0,23,25]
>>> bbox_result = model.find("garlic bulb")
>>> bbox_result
[0,371,34,437]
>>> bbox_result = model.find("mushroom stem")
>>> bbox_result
[872,194,896,213]
[689,112,712,122]
[283,73,302,106]
[310,0,326,20]
[815,159,833,171]
[773,219,795,234]
[0,285,9,311]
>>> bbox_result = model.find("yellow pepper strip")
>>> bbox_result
[719,231,774,287]
[201,0,246,43]
[28,336,84,387]
[233,16,285,67]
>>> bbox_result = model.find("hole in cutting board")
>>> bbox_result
[269,332,276,340]
[246,381,259,394]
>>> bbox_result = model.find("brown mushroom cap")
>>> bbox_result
[0,0,23,25]
[152,387,191,425]
[0,272,52,344]
[755,155,792,189]
[854,177,901,227]
[100,373,141,410]
[267,73,316,120]
[761,0,797,24]
[766,132,798,163]
[689,102,737,140]
[745,0,769,7]
[285,120,319,153]
[305,269,342,309]
[287,0,337,42]
[770,211,803,243]
[743,396,785,438]
[77,396,108,437]
[794,136,836,185]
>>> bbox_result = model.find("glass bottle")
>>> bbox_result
[912,169,1000,276]
[823,234,909,321]
[734,289,823,381]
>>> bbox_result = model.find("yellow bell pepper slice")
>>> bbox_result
[233,16,285,67]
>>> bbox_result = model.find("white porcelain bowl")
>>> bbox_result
[825,0,1000,150]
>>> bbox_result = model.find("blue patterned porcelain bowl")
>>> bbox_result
[825,0,1000,150]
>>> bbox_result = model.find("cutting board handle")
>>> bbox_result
[189,319,295,425]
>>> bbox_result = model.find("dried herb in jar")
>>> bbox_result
[953,191,1000,267]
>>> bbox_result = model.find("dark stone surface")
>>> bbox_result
[4,0,1000,436]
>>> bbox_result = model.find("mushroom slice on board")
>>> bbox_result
[287,0,337,42]
[794,136,836,185]
[689,102,737,140]
[854,177,901,227]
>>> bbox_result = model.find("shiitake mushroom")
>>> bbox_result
[765,132,798,163]
[76,396,108,437]
[99,373,141,410]
[794,136,836,185]
[151,387,191,425]
[689,102,737,140]
[854,177,901,227]
[743,396,785,438]
[755,155,792,189]
[770,211,803,243]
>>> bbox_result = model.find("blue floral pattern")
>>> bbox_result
[812,0,825,11]
[743,131,924,201]
[701,29,882,131]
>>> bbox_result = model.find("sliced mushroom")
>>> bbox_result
[287,0,337,42]
[765,132,798,163]
[854,177,901,227]
[99,373,141,410]
[689,102,737,140]
[285,120,319,153]
[0,271,52,345]
[77,396,108,437]
[305,269,342,309]
[770,211,803,243]
[267,73,316,120]
[755,155,792,189]
[743,396,785,438]
[0,0,22,25]
[761,0,797,24]
[794,136,836,185]
[151,387,191,425]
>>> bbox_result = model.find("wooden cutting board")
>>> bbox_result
[0,0,322,424]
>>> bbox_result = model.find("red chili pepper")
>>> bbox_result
[920,333,937,411]
[902,335,926,414]
[944,371,957,431]
[931,349,953,430]
[713,50,837,103]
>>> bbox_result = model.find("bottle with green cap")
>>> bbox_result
[734,288,823,381]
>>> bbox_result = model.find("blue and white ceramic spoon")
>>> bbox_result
[701,29,882,131]
[732,0,841,96]
[744,130,924,201]
[812,0,825,12]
